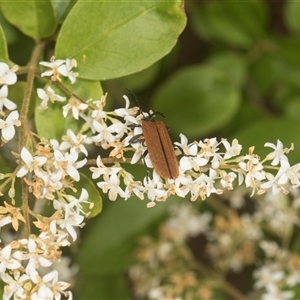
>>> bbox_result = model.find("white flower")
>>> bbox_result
[37,86,66,109]
[92,121,117,149]
[0,245,21,273]
[54,201,84,241]
[31,270,72,300]
[53,150,86,181]
[191,170,220,200]
[57,58,78,84]
[261,284,294,300]
[261,160,290,195]
[90,155,117,180]
[114,95,139,124]
[176,135,208,172]
[25,238,52,275]
[97,173,128,201]
[239,156,265,190]
[16,147,47,178]
[0,110,21,141]
[0,63,17,85]
[220,170,237,190]
[142,175,166,201]
[59,129,92,156]
[265,140,289,166]
[1,271,29,300]
[67,188,91,215]
[222,138,242,159]
[62,98,88,119]
[40,57,78,84]
[0,85,17,111]
[253,263,284,291]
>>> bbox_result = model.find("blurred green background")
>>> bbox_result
[2,0,300,298]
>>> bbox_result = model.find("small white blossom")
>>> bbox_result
[16,147,47,178]
[54,201,84,241]
[24,238,52,275]
[265,139,290,166]
[222,138,242,159]
[31,270,72,300]
[0,85,17,111]
[0,110,21,141]
[0,245,21,273]
[253,263,284,292]
[67,188,91,215]
[1,271,29,300]
[37,86,66,109]
[142,175,166,201]
[92,121,117,149]
[114,95,139,124]
[40,57,78,84]
[62,98,88,120]
[59,129,92,156]
[0,63,17,85]
[97,173,128,201]
[53,150,86,181]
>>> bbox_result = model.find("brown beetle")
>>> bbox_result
[126,89,179,179]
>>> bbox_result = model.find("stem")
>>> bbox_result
[179,245,248,300]
[18,41,46,238]
[18,41,46,150]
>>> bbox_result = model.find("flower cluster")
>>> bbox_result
[0,63,20,142]
[0,56,300,300]
[35,58,300,209]
[88,96,298,208]
[0,60,88,299]
[129,193,300,300]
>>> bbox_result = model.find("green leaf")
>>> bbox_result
[284,0,300,33]
[113,61,161,92]
[0,0,57,40]
[76,272,130,299]
[284,97,300,122]
[152,65,240,138]
[206,52,248,88]
[73,173,102,218]
[52,0,76,24]
[275,36,300,67]
[77,198,169,272]
[190,0,267,48]
[233,118,300,165]
[0,25,8,62]
[55,0,186,80]
[250,54,283,95]
[35,98,65,141]
[76,197,170,298]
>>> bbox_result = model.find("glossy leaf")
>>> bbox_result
[152,65,240,138]
[55,0,186,80]
[35,98,65,141]
[52,0,76,24]
[0,25,8,62]
[0,0,57,40]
